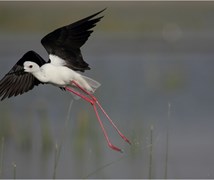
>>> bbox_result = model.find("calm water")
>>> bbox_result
[1,3,214,178]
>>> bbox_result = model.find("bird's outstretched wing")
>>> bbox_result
[41,9,105,72]
[0,51,46,101]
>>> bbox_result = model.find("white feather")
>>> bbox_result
[68,74,101,100]
[81,75,101,93]
[49,54,66,66]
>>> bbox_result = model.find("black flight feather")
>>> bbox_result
[0,51,46,100]
[41,8,105,72]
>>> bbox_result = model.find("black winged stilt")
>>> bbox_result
[0,9,130,152]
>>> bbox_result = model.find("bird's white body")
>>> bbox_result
[24,54,101,94]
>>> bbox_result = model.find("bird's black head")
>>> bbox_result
[6,51,46,76]
[18,51,46,67]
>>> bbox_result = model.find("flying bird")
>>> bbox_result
[0,9,130,152]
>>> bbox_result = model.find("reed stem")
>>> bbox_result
[52,99,73,179]
[12,162,16,179]
[164,103,171,179]
[149,125,153,179]
[0,137,4,178]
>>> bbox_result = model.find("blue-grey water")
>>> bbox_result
[1,2,214,178]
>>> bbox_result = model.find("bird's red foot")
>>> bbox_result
[108,143,123,153]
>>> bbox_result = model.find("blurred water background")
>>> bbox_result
[0,1,214,178]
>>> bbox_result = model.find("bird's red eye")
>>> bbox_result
[29,65,33,68]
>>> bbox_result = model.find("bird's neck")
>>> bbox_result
[32,68,49,83]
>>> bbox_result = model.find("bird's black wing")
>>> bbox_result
[41,9,105,72]
[0,51,46,101]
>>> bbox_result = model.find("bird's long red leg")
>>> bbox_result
[95,101,131,144]
[71,80,131,145]
[65,86,123,152]
[93,105,123,152]
[65,87,94,104]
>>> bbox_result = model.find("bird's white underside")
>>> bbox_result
[25,54,101,96]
